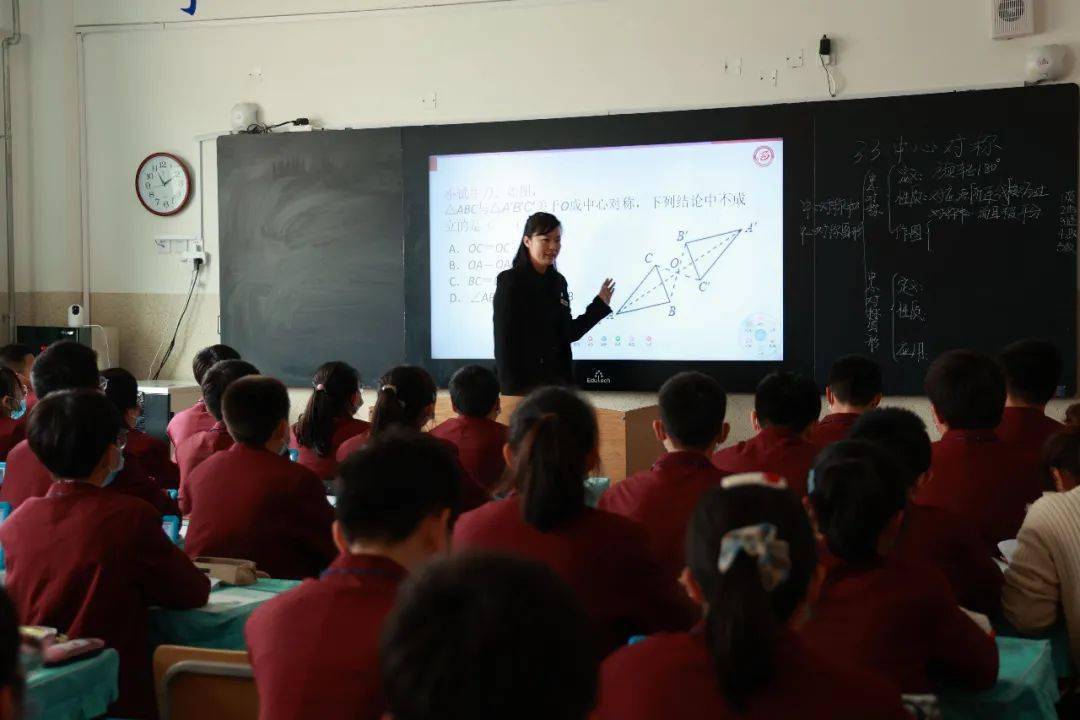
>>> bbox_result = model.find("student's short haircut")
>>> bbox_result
[998,339,1063,407]
[1043,426,1080,486]
[101,367,139,413]
[827,355,883,407]
[448,365,500,418]
[754,371,821,432]
[658,371,727,450]
[849,408,932,491]
[202,360,260,421]
[192,344,241,386]
[222,376,289,446]
[30,341,99,399]
[27,389,124,479]
[335,429,463,544]
[0,343,33,368]
[381,554,598,720]
[924,350,1006,430]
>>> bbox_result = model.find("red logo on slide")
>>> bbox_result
[753,146,775,167]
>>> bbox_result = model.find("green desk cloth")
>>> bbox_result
[25,648,119,720]
[941,637,1059,719]
[995,618,1073,679]
[149,579,300,651]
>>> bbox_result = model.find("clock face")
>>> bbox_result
[136,153,190,216]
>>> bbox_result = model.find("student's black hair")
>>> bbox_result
[30,341,99,399]
[295,361,361,457]
[448,364,500,418]
[809,440,909,565]
[369,365,437,438]
[507,387,597,532]
[658,371,727,450]
[754,370,821,432]
[1067,403,1080,428]
[1042,425,1080,487]
[192,344,241,386]
[849,407,932,492]
[512,212,561,269]
[381,553,598,720]
[924,349,1006,430]
[0,588,22,713]
[998,339,1063,407]
[686,483,816,712]
[0,368,22,404]
[100,367,139,413]
[335,429,463,544]
[27,389,124,479]
[201,359,260,421]
[827,355,884,408]
[222,376,289,447]
[0,342,33,369]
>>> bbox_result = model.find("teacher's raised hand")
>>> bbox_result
[598,278,616,306]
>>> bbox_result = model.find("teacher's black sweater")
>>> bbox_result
[493,264,611,395]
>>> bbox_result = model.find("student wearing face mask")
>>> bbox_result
[101,368,179,490]
[184,376,336,580]
[0,389,209,718]
[0,368,26,460]
[493,213,616,396]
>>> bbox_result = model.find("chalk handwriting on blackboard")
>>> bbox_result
[1059,190,1078,254]
[892,274,928,363]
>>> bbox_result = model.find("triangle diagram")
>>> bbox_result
[685,229,742,282]
[616,266,671,315]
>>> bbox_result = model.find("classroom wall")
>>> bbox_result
[9,0,1080,443]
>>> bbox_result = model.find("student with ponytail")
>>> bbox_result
[801,440,998,694]
[453,386,695,655]
[294,362,368,480]
[596,477,906,719]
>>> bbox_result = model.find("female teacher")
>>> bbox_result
[493,212,616,395]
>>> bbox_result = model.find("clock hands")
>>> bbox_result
[157,171,172,187]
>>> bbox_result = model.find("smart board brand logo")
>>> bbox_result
[586,370,612,385]
[753,145,775,167]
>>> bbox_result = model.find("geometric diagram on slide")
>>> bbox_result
[740,312,781,358]
[616,228,744,316]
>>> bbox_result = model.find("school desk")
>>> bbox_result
[24,648,119,720]
[150,579,299,651]
[940,637,1059,719]
[995,618,1073,680]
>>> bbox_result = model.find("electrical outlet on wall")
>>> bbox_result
[421,91,438,110]
[181,242,208,266]
[759,70,778,86]
[155,235,196,255]
[786,49,804,68]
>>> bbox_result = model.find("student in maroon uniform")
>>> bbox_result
[809,355,882,448]
[246,429,462,720]
[453,387,694,655]
[382,554,598,720]
[712,371,821,496]
[102,368,179,490]
[293,361,369,481]
[0,368,25,460]
[0,390,209,718]
[0,343,35,410]
[916,349,1041,549]
[599,371,729,582]
[801,440,998,694]
[336,365,488,510]
[596,479,907,720]
[176,359,259,511]
[997,339,1064,465]
[184,376,335,579]
[850,408,1002,616]
[0,342,177,516]
[430,365,508,493]
[166,344,240,453]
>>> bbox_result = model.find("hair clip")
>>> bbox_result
[717,523,791,591]
[721,472,788,491]
[314,383,326,391]
[381,384,398,394]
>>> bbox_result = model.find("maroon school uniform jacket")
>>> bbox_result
[429,415,509,493]
[184,444,335,579]
[800,555,999,694]
[598,451,727,581]
[0,415,25,460]
[166,398,215,450]
[177,422,234,513]
[453,496,696,655]
[997,406,1063,470]
[596,627,908,720]
[336,431,490,511]
[293,417,370,481]
[711,427,819,496]
[894,503,1003,616]
[917,429,1042,549]
[0,482,209,718]
[245,553,405,720]
[0,440,178,516]
[125,428,179,490]
[808,412,860,449]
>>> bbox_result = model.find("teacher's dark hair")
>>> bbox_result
[512,212,561,269]
[507,386,597,532]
